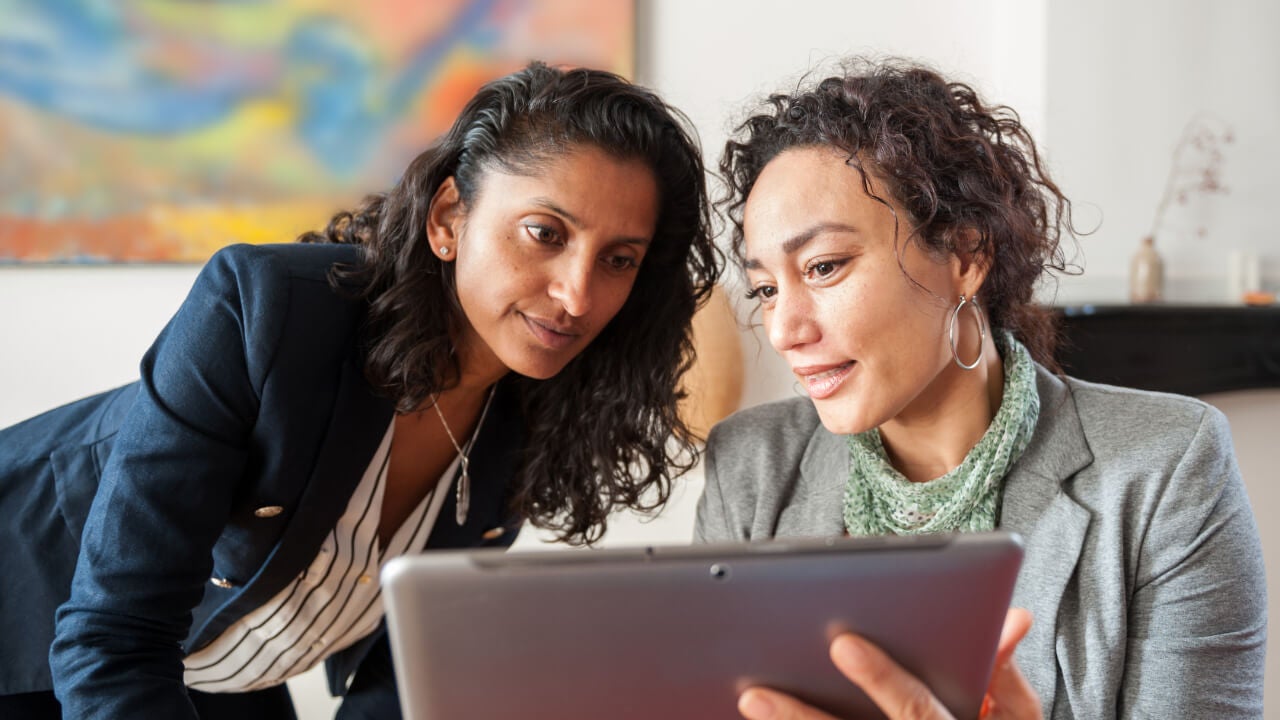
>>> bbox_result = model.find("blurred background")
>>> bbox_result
[0,0,633,262]
[1,1,1276,717]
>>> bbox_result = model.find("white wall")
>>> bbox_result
[1044,0,1280,301]
[0,266,199,423]
[3,1,1277,718]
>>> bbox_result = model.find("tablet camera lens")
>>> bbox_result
[709,563,729,581]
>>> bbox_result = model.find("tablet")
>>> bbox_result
[381,531,1023,720]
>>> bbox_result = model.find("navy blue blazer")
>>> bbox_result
[0,243,524,717]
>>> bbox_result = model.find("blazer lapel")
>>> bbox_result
[192,348,394,647]
[1000,365,1094,714]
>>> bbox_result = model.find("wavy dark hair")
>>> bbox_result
[299,62,720,545]
[720,57,1077,365]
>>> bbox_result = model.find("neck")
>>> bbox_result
[449,326,510,399]
[398,326,507,415]
[879,335,1005,482]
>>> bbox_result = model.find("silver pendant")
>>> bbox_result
[455,458,470,526]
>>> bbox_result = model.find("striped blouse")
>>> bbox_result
[183,420,454,692]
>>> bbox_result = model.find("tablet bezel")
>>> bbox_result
[382,530,1023,720]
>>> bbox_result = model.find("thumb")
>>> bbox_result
[983,608,1042,719]
[994,607,1032,669]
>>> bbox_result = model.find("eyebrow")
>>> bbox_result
[743,222,860,270]
[532,197,651,247]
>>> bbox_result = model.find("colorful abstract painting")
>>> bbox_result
[0,0,634,263]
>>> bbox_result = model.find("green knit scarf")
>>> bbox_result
[842,335,1040,536]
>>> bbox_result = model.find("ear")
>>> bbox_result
[948,227,991,299]
[426,176,465,261]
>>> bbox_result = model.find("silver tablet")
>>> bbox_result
[381,531,1023,720]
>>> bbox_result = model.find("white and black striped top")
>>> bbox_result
[183,421,453,692]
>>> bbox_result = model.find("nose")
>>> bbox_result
[767,287,820,353]
[547,251,594,318]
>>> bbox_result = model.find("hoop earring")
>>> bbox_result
[948,294,987,370]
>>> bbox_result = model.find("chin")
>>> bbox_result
[518,366,563,381]
[812,401,874,437]
[504,353,573,381]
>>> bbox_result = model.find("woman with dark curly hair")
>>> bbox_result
[699,58,1264,719]
[0,61,719,719]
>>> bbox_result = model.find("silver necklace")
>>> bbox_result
[431,386,495,526]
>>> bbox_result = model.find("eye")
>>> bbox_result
[603,254,640,272]
[744,284,777,302]
[804,258,846,280]
[522,223,562,245]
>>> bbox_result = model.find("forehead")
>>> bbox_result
[476,146,660,231]
[484,145,654,194]
[742,147,895,250]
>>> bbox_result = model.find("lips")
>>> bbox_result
[793,361,855,400]
[521,313,582,350]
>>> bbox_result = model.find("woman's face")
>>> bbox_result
[742,147,974,435]
[430,145,660,382]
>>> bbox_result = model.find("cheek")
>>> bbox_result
[457,231,528,299]
[818,281,877,346]
[480,229,521,271]
[841,280,948,376]
[599,276,637,318]
[875,302,952,397]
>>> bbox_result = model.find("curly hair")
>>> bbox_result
[299,62,721,545]
[719,57,1076,365]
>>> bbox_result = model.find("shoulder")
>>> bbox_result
[703,397,826,502]
[1061,373,1216,430]
[160,244,368,383]
[698,397,822,543]
[699,397,849,542]
[1007,366,1238,534]
[199,242,363,290]
[1031,371,1243,541]
[1058,374,1229,465]
[706,396,823,463]
[189,243,367,335]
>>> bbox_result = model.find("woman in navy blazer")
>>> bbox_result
[0,62,720,719]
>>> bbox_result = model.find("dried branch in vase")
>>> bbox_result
[1148,114,1234,241]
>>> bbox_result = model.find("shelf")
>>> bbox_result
[1053,304,1280,396]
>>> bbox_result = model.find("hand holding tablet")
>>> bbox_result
[738,608,1042,720]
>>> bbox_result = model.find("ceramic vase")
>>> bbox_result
[1130,236,1165,303]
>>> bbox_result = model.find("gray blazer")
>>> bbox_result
[696,365,1266,718]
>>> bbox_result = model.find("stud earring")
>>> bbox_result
[439,246,450,256]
